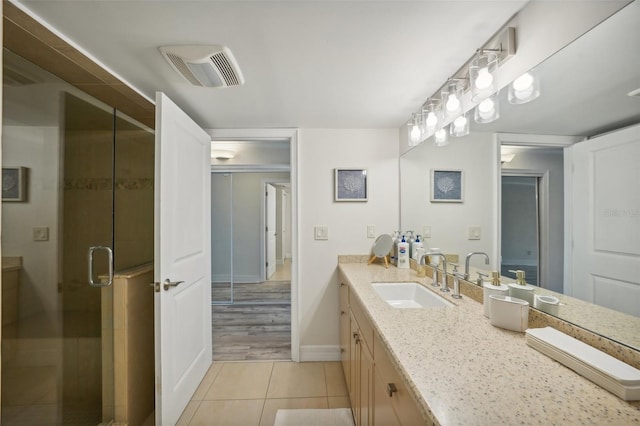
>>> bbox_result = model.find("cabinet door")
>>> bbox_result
[340,282,351,393]
[350,315,360,424]
[359,343,374,426]
[373,369,401,426]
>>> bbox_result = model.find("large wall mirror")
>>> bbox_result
[400,2,640,351]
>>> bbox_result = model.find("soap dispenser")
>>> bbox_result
[483,271,509,318]
[411,234,424,260]
[397,235,410,269]
[507,270,534,305]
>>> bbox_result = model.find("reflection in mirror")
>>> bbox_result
[400,2,640,351]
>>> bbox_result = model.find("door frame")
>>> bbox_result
[500,170,547,286]
[208,128,300,361]
[261,179,290,282]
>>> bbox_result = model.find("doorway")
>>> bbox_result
[210,172,292,361]
[501,175,541,285]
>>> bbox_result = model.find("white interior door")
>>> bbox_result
[154,92,212,424]
[266,183,277,279]
[568,124,640,316]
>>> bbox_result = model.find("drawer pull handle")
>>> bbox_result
[387,383,397,397]
[340,283,345,287]
[341,310,346,315]
[353,332,360,343]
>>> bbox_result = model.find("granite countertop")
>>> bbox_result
[338,262,640,425]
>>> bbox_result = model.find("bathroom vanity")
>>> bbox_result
[338,259,640,425]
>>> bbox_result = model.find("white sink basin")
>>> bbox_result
[372,282,454,308]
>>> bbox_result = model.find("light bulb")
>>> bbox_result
[410,124,421,143]
[434,128,448,146]
[445,94,460,113]
[474,67,493,90]
[478,98,495,118]
[453,115,467,131]
[512,72,533,92]
[425,111,438,128]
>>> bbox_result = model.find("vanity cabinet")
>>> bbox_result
[339,277,427,426]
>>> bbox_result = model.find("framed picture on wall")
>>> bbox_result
[430,169,463,203]
[2,167,28,202]
[334,168,368,202]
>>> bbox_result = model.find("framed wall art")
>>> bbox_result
[2,167,28,202]
[431,169,463,203]
[335,168,368,202]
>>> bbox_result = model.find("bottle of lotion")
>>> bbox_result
[397,235,410,269]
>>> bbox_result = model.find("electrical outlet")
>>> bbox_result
[423,226,432,238]
[33,227,49,241]
[468,226,481,240]
[314,225,328,240]
[367,225,376,238]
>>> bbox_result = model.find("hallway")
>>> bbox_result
[211,261,292,361]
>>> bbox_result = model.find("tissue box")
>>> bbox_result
[489,295,529,332]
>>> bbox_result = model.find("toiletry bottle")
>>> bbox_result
[407,231,415,259]
[507,269,534,305]
[392,231,402,266]
[412,234,424,260]
[483,271,509,318]
[397,235,410,269]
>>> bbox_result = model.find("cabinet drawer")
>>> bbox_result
[349,292,374,354]
[374,335,429,425]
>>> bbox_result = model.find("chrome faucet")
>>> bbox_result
[464,252,490,280]
[420,252,447,290]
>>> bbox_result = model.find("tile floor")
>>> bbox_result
[177,361,351,426]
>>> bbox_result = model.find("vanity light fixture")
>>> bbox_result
[470,50,499,102]
[404,26,516,147]
[434,128,449,146]
[450,113,470,137]
[408,113,422,146]
[508,70,540,104]
[422,99,442,139]
[441,79,465,121]
[474,93,500,124]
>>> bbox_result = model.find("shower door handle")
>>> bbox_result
[88,246,114,287]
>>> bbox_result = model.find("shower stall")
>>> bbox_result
[2,49,154,425]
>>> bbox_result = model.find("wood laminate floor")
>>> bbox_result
[212,262,292,361]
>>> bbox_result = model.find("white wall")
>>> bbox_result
[2,125,60,318]
[298,129,399,357]
[401,132,498,271]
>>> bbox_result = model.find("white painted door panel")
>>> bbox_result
[155,92,212,425]
[266,183,277,279]
[569,124,640,316]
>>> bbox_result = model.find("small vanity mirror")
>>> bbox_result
[368,234,393,268]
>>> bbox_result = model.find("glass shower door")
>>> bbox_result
[1,49,116,425]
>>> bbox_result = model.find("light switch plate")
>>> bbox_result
[367,225,375,238]
[423,226,432,238]
[468,226,481,240]
[314,225,329,240]
[33,227,49,241]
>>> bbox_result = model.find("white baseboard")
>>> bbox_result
[299,345,341,362]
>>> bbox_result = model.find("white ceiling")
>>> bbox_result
[15,0,528,130]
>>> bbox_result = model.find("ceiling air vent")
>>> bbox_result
[159,45,245,88]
